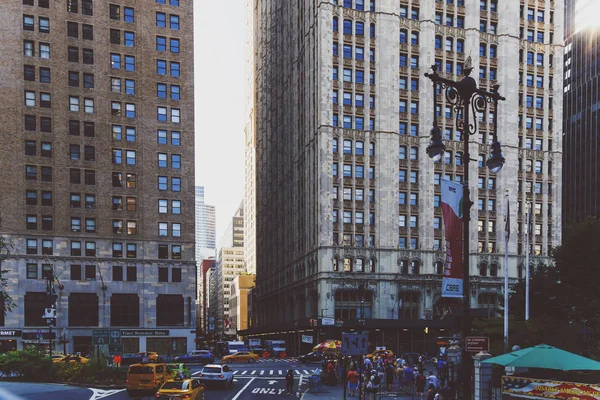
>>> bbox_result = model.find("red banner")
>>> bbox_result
[441,179,463,298]
[503,376,600,400]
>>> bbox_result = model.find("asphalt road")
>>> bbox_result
[0,360,321,400]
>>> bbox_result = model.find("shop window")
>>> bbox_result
[68,293,98,326]
[110,294,139,327]
[24,292,46,326]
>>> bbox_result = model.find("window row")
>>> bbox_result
[333,164,375,179]
[68,71,95,88]
[111,172,137,188]
[332,257,376,272]
[111,53,136,71]
[333,139,374,156]
[23,91,51,108]
[22,0,50,8]
[333,210,375,225]
[479,43,498,58]
[333,43,366,61]
[157,129,181,146]
[157,59,181,77]
[158,222,181,237]
[111,220,138,235]
[68,168,96,185]
[400,6,420,20]
[334,68,375,84]
[156,36,180,53]
[23,65,51,83]
[398,192,419,206]
[333,92,374,108]
[157,83,181,100]
[25,214,53,230]
[398,214,419,228]
[23,41,50,58]
[158,199,181,215]
[25,190,53,207]
[398,146,419,161]
[67,21,94,40]
[332,233,375,248]
[25,239,52,255]
[522,29,553,44]
[332,115,374,130]
[334,0,374,12]
[66,0,93,15]
[434,13,465,28]
[333,18,374,37]
[22,15,50,33]
[109,4,134,22]
[67,46,94,64]
[156,0,180,5]
[69,96,95,113]
[109,29,135,46]
[24,141,52,158]
[157,106,181,123]
[524,74,551,89]
[399,53,419,68]
[399,76,419,91]
[433,173,464,185]
[25,165,52,181]
[398,123,419,136]
[110,77,136,95]
[332,187,375,202]
[156,12,179,30]
[398,237,418,249]
[110,102,136,118]
[111,125,137,142]
[398,169,419,183]
[434,36,466,53]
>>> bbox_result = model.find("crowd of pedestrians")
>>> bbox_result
[320,353,457,400]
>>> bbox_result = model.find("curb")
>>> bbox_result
[63,382,126,390]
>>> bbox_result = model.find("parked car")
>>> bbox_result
[53,355,89,364]
[166,363,191,379]
[222,351,259,363]
[175,350,215,364]
[156,378,205,400]
[197,364,234,387]
[139,351,162,362]
[298,352,324,363]
[120,353,142,365]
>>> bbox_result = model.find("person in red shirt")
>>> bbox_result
[327,360,336,385]
[347,368,359,397]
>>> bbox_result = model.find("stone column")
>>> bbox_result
[473,351,493,400]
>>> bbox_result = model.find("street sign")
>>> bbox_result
[322,318,334,326]
[110,330,121,345]
[465,336,490,352]
[92,329,109,345]
[301,335,313,344]
[342,333,368,356]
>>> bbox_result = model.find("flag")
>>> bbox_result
[441,179,463,298]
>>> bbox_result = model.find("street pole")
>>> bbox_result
[525,202,530,321]
[425,59,506,400]
[504,190,510,353]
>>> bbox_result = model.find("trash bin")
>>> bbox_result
[308,374,322,393]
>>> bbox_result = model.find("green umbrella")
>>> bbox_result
[482,344,600,371]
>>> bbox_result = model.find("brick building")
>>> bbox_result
[0,0,196,355]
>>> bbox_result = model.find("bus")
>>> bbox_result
[227,341,246,355]
[264,340,287,357]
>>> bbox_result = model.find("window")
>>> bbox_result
[38,67,51,83]
[39,17,49,33]
[125,56,135,71]
[85,218,96,233]
[113,265,123,281]
[157,295,184,326]
[126,243,136,258]
[171,177,181,191]
[110,294,139,326]
[23,15,34,31]
[127,266,137,281]
[82,24,93,40]
[39,43,50,59]
[124,31,135,47]
[124,7,134,23]
[156,36,167,51]
[85,241,96,256]
[170,61,180,77]
[83,73,94,88]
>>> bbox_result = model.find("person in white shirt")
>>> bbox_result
[427,371,438,389]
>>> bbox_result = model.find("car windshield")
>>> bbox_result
[161,381,188,390]
[203,367,222,373]
[129,366,153,374]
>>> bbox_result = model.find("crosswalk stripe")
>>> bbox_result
[251,371,256,375]
[269,370,273,375]
[294,370,301,375]
[241,371,247,375]
[303,370,310,374]
[233,371,238,375]
[260,370,265,375]
[278,370,283,375]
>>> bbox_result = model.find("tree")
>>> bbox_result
[509,217,600,356]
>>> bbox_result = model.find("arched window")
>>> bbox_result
[435,35,442,49]
[489,264,498,277]
[400,29,408,43]
[333,138,338,153]
[410,146,418,160]
[370,23,375,38]
[444,150,453,165]
[369,142,375,157]
[445,37,453,51]
[333,17,338,32]
[400,259,409,274]
[435,261,444,275]
[343,19,353,35]
[355,140,364,155]
[333,257,339,271]
[355,258,364,272]
[399,145,407,160]
[410,31,419,45]
[479,263,487,276]
[368,258,376,272]
[411,260,420,274]
[344,257,353,272]
[455,151,463,165]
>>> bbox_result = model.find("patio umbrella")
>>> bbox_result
[482,344,600,371]
[313,340,341,353]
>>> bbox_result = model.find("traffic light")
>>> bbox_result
[309,319,317,327]
[424,327,429,334]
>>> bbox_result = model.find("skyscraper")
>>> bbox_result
[194,186,216,261]
[563,0,600,225]
[0,0,196,354]
[247,0,562,350]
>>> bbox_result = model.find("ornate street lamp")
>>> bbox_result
[425,57,505,400]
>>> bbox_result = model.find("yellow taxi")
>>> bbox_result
[366,349,394,360]
[222,351,259,363]
[155,378,205,400]
[139,351,161,362]
[53,354,90,364]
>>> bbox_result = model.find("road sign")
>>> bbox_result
[342,333,368,356]
[92,329,109,345]
[301,335,313,344]
[322,318,334,326]
[110,330,121,345]
[465,336,490,352]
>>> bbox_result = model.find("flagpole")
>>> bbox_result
[504,190,509,353]
[525,202,530,321]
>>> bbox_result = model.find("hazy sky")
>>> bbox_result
[194,0,246,240]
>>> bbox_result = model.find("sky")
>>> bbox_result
[194,0,246,241]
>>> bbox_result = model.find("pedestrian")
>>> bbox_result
[385,362,395,390]
[404,363,414,393]
[415,370,427,400]
[427,384,437,400]
[366,369,381,400]
[327,360,336,386]
[427,370,438,389]
[347,368,359,397]
[286,369,295,394]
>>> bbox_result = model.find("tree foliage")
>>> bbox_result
[509,217,600,357]
[0,232,15,317]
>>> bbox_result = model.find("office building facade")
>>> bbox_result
[0,0,196,354]
[248,0,563,350]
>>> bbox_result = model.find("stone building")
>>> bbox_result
[246,0,563,353]
[0,0,196,354]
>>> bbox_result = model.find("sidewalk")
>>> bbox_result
[301,384,414,400]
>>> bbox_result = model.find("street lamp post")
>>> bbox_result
[425,58,505,400]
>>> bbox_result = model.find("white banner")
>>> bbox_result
[301,335,313,344]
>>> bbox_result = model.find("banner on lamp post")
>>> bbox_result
[441,179,464,298]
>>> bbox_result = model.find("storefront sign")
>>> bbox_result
[121,329,170,337]
[0,330,21,337]
[23,332,55,340]
[502,376,600,399]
